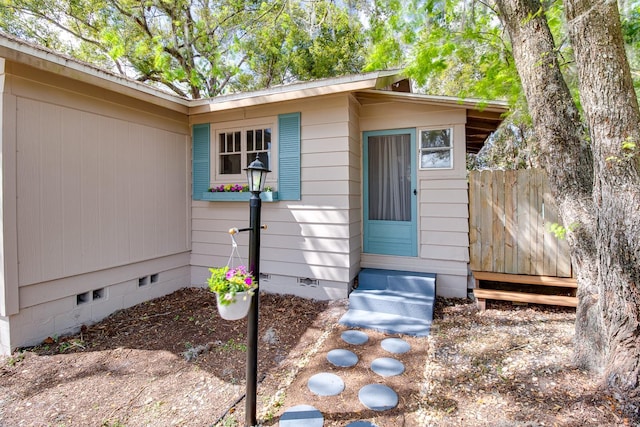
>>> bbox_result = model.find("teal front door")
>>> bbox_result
[363,129,418,257]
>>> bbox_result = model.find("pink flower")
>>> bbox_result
[245,277,253,286]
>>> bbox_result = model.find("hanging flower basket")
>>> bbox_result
[208,265,257,321]
[216,291,252,320]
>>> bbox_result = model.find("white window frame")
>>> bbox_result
[211,117,278,186]
[418,127,454,170]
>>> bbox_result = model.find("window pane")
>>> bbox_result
[421,150,451,168]
[234,132,241,152]
[221,154,241,174]
[368,134,411,221]
[226,136,233,153]
[421,129,451,149]
[247,130,254,152]
[246,127,271,169]
[256,129,263,150]
[258,151,269,169]
[219,134,226,153]
[246,151,270,169]
[218,125,272,178]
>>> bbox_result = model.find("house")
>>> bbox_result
[0,34,507,355]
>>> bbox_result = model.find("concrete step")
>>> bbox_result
[339,309,432,336]
[339,269,437,336]
[348,289,434,320]
[358,268,436,294]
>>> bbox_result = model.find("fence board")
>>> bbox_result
[542,176,558,276]
[503,170,517,274]
[469,172,481,271]
[492,170,505,272]
[468,169,573,278]
[557,226,573,276]
[516,170,531,275]
[530,169,542,275]
[480,171,494,271]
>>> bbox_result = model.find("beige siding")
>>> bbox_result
[190,94,357,299]
[8,62,187,125]
[15,99,190,288]
[19,253,190,308]
[3,61,191,351]
[347,95,363,281]
[360,101,470,297]
[418,172,471,297]
[0,58,19,318]
[12,260,190,350]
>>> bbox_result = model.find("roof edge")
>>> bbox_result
[0,33,508,118]
[0,33,190,113]
[357,89,509,113]
[188,70,404,114]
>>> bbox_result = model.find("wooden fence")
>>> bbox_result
[469,169,573,278]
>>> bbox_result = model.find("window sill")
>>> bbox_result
[201,191,279,202]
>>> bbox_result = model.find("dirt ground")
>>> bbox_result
[0,287,634,427]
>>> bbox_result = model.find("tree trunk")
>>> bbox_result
[494,0,602,366]
[495,0,640,413]
[565,0,640,410]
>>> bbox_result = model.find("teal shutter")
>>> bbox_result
[192,123,210,200]
[278,113,301,201]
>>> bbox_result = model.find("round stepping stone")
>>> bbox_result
[371,357,405,377]
[346,422,379,427]
[381,337,411,354]
[308,372,345,396]
[358,384,398,411]
[279,404,323,427]
[341,330,369,345]
[327,349,358,367]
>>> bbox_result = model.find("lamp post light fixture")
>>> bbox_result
[246,155,270,193]
[244,155,270,427]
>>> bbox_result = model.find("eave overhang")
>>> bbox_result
[356,90,508,153]
[187,70,404,115]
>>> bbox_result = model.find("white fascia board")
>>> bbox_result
[358,89,509,113]
[189,70,403,114]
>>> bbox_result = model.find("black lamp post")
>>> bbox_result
[244,155,269,427]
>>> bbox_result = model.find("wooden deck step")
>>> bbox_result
[473,288,577,310]
[472,271,577,288]
[472,271,577,310]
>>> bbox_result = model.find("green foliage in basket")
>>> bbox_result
[207,265,256,305]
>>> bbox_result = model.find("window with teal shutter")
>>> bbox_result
[278,113,301,201]
[191,114,300,201]
[192,123,210,200]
